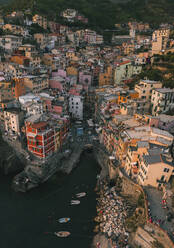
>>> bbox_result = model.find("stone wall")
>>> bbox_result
[93,145,109,179]
[117,168,142,199]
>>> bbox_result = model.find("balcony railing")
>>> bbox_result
[156,179,167,184]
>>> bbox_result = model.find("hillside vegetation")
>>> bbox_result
[2,0,174,29]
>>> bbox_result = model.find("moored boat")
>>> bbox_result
[54,231,70,237]
[71,200,80,205]
[58,217,70,223]
[76,192,86,198]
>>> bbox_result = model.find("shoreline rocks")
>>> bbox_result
[12,142,93,192]
[93,181,130,248]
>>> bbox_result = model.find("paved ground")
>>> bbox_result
[144,186,174,240]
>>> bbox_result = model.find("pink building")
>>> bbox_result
[149,117,159,128]
[83,85,89,91]
[57,69,67,78]
[52,69,67,78]
[69,88,80,96]
[52,105,63,114]
[49,78,64,91]
[79,71,92,85]
[45,99,63,115]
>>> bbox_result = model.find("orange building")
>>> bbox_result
[117,95,127,104]
[11,55,30,66]
[129,90,139,99]
[12,78,26,99]
[66,66,78,76]
[99,66,113,86]
[125,141,149,177]
[117,90,139,104]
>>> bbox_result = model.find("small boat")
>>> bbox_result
[54,231,70,237]
[58,217,70,223]
[76,192,86,198]
[71,200,80,205]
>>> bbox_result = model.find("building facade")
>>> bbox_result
[151,88,174,115]
[25,120,55,159]
[4,108,24,135]
[69,95,83,120]
[152,29,170,55]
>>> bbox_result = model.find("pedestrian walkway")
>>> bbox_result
[145,186,174,239]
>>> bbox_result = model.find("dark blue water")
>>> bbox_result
[0,152,100,248]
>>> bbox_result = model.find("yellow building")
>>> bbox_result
[23,75,49,94]
[125,141,149,177]
[122,42,135,55]
[34,33,48,49]
[32,15,48,29]
[152,29,170,55]
[54,126,61,152]
[66,66,78,76]
[138,152,174,188]
[99,66,113,86]
[135,79,162,101]
[3,24,26,36]
[115,124,173,167]
[0,81,13,102]
[4,108,24,135]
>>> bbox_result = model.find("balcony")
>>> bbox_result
[156,179,167,184]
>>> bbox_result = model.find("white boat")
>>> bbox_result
[54,231,70,237]
[76,192,86,198]
[71,200,80,205]
[58,217,70,223]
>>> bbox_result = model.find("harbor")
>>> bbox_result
[0,151,100,248]
[10,121,96,192]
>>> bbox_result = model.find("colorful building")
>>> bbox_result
[12,78,26,99]
[26,120,55,159]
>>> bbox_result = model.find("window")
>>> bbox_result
[164,168,169,173]
[161,175,165,181]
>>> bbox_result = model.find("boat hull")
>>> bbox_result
[70,200,80,205]
[58,218,70,223]
[76,192,86,198]
[54,231,70,237]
